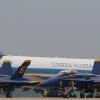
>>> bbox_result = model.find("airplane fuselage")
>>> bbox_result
[0,55,99,75]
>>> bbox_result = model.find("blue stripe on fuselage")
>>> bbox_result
[0,67,92,75]
[13,67,92,74]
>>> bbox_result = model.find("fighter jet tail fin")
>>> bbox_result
[0,60,13,76]
[11,60,31,80]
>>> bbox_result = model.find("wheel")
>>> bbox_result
[80,89,85,98]
[5,88,12,98]
[6,92,12,98]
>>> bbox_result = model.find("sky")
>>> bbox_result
[0,0,100,58]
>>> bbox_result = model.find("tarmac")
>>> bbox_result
[0,98,99,100]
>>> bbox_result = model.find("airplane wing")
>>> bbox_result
[25,70,80,82]
[25,73,55,82]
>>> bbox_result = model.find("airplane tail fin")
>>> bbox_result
[92,60,100,75]
[11,60,31,80]
[0,60,13,76]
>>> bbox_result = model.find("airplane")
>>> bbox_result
[35,68,100,98]
[0,59,40,97]
[0,52,100,97]
[0,52,98,76]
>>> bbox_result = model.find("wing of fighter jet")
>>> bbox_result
[0,60,40,97]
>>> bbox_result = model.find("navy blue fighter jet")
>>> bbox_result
[35,67,100,98]
[34,71,100,97]
[0,60,40,97]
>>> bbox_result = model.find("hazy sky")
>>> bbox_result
[0,0,100,58]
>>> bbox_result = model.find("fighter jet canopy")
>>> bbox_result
[57,70,79,77]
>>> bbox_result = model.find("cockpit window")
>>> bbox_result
[56,70,79,77]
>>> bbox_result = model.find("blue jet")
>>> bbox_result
[34,66,100,98]
[0,60,40,97]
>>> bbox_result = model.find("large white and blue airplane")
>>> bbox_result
[0,52,99,76]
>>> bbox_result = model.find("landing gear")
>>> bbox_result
[34,80,99,98]
[86,89,97,98]
[3,88,12,98]
[80,89,85,98]
[5,91,12,98]
[38,87,99,98]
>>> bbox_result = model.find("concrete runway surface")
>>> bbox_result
[0,98,99,100]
